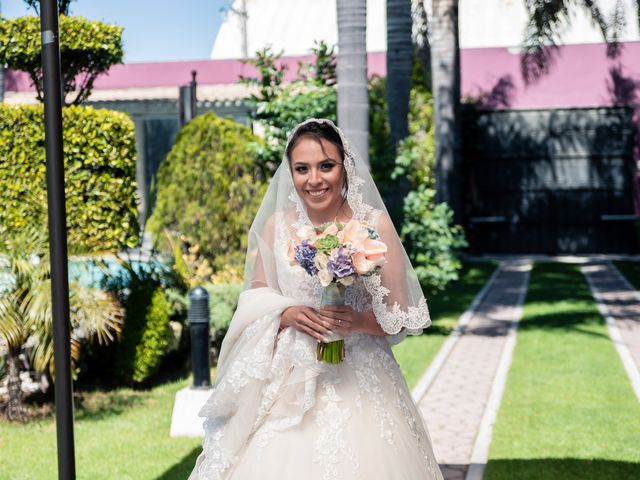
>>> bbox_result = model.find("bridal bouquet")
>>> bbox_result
[288,219,387,363]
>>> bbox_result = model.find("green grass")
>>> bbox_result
[392,261,498,389]
[0,262,497,479]
[613,260,640,290]
[0,376,204,480]
[485,263,640,480]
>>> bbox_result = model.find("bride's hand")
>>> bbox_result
[318,305,357,335]
[281,306,336,343]
[320,306,386,336]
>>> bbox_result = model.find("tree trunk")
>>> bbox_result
[386,0,413,147]
[413,0,432,91]
[431,0,462,223]
[337,0,369,166]
[5,352,26,421]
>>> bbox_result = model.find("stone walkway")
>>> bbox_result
[581,262,640,401]
[415,260,531,480]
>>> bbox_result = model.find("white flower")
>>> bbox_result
[318,268,333,287]
[314,252,329,271]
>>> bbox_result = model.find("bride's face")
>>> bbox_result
[289,136,345,219]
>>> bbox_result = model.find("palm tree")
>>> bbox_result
[336,0,369,166]
[430,0,462,223]
[412,0,432,91]
[428,0,640,223]
[386,0,413,147]
[521,0,640,82]
[0,225,122,420]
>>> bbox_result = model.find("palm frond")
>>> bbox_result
[0,291,29,352]
[68,284,123,346]
[521,0,623,83]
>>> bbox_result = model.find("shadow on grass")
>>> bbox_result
[518,309,611,339]
[154,446,201,480]
[74,389,147,421]
[515,263,612,339]
[484,458,640,480]
[614,261,640,290]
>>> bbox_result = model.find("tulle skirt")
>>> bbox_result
[224,336,443,480]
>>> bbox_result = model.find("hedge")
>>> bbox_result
[0,104,139,252]
[147,113,266,271]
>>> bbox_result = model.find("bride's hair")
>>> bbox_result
[285,120,345,163]
[284,120,349,196]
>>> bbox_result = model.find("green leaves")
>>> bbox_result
[401,185,468,293]
[0,15,124,105]
[0,223,123,382]
[240,44,338,175]
[0,104,140,254]
[146,113,267,273]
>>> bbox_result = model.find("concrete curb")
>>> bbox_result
[411,263,503,403]
[582,263,640,402]
[465,263,531,480]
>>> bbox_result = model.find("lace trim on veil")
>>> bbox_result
[283,119,430,335]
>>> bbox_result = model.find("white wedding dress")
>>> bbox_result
[188,119,443,480]
[189,213,443,480]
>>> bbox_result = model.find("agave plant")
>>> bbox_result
[0,224,123,421]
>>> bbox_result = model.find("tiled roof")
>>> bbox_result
[3,83,258,104]
[3,53,387,104]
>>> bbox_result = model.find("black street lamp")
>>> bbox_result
[39,0,76,478]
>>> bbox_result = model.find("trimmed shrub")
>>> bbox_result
[146,113,266,272]
[0,15,123,105]
[115,280,172,385]
[131,288,172,384]
[0,104,139,253]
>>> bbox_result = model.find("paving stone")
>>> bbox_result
[582,262,640,387]
[418,261,531,480]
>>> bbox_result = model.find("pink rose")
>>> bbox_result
[339,219,369,249]
[352,239,387,274]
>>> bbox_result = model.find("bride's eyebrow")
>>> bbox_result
[292,158,338,165]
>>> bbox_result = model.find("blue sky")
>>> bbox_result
[2,0,230,62]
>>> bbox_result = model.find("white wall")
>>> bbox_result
[458,0,639,50]
[211,0,387,59]
[212,0,640,60]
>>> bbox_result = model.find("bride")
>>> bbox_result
[188,119,443,480]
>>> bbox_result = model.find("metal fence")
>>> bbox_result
[463,106,637,254]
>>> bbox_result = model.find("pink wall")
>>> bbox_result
[461,41,640,109]
[3,52,387,91]
[461,41,640,213]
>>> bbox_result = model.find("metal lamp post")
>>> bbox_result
[39,0,76,478]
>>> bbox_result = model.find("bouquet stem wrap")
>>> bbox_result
[317,282,346,364]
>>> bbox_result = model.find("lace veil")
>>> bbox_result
[189,118,431,480]
[244,117,430,336]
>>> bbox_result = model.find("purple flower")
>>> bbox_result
[327,247,355,279]
[295,240,318,276]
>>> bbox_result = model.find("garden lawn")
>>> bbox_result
[0,262,496,479]
[392,261,497,389]
[484,263,640,480]
[613,260,640,290]
[0,376,204,480]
